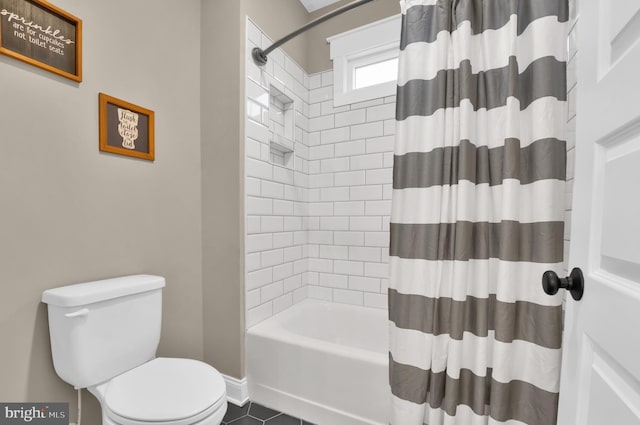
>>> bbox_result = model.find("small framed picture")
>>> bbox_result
[98,93,155,161]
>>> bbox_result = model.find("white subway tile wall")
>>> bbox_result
[305,68,393,309]
[246,20,310,328]
[245,19,394,326]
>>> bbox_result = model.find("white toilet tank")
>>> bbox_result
[42,275,165,389]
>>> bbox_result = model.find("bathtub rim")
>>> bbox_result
[246,298,389,366]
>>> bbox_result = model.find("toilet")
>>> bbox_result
[42,275,227,425]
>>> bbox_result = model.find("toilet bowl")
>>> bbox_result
[42,275,227,425]
[90,358,227,425]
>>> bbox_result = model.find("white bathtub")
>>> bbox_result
[246,299,390,425]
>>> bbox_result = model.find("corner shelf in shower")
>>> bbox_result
[270,134,294,154]
[268,84,295,169]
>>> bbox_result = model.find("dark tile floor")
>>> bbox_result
[222,401,315,425]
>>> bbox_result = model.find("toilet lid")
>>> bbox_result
[104,358,226,422]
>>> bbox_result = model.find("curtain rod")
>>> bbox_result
[252,0,376,66]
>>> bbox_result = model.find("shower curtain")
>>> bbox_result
[389,1,568,424]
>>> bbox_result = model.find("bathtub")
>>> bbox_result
[246,299,390,425]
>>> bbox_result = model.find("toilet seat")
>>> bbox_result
[101,358,227,425]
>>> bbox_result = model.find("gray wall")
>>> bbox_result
[305,0,400,74]
[200,0,311,382]
[201,0,246,379]
[0,0,399,422]
[0,0,203,422]
[243,0,310,70]
[244,0,400,75]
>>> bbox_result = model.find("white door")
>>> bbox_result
[557,0,640,424]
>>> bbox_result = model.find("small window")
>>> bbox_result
[329,15,401,107]
[354,57,399,89]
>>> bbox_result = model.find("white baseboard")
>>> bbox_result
[223,374,249,406]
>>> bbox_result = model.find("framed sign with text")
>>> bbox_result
[99,93,155,161]
[0,0,81,82]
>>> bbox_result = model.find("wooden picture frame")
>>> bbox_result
[99,93,155,161]
[0,0,82,82]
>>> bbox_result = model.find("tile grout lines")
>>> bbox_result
[222,401,313,425]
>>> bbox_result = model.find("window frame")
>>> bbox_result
[328,14,402,107]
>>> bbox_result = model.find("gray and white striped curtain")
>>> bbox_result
[389,1,568,424]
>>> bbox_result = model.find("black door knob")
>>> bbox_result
[542,268,584,301]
